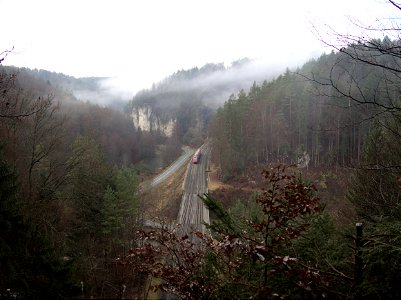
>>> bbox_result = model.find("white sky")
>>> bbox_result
[0,0,397,94]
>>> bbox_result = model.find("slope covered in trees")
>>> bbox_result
[210,46,400,179]
[127,58,280,112]
[126,59,291,147]
[15,67,127,110]
[0,65,164,166]
[0,62,152,297]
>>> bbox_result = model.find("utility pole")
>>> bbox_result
[354,222,363,299]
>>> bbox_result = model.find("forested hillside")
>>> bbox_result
[210,47,400,179]
[16,67,128,110]
[0,64,160,298]
[126,59,288,147]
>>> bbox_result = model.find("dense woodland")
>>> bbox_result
[0,63,166,298]
[210,47,400,177]
[1,7,401,298]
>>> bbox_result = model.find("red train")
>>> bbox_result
[192,148,201,164]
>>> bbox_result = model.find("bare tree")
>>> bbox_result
[0,49,53,120]
[298,0,401,172]
[308,0,401,116]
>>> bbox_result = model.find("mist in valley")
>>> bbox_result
[97,52,321,111]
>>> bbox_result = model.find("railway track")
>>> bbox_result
[177,145,211,236]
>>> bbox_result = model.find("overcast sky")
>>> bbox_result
[0,0,396,94]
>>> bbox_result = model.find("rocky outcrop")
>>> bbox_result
[131,105,175,137]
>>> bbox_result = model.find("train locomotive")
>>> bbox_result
[192,148,201,164]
